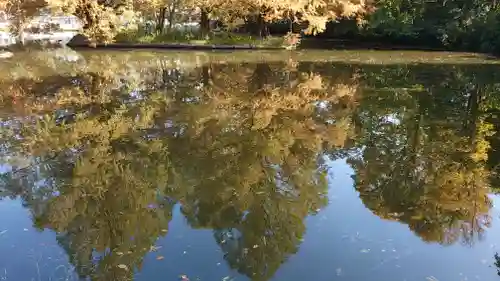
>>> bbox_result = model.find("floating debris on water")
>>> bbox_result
[360,249,370,253]
[156,256,164,260]
[117,264,129,271]
[149,245,162,252]
[0,230,7,235]
[180,274,190,281]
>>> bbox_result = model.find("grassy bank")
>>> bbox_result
[114,29,293,49]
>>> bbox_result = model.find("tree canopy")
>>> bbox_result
[0,0,371,42]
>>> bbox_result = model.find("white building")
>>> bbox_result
[0,15,82,46]
[0,14,82,31]
[28,15,82,31]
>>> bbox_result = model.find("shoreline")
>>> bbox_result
[68,42,285,50]
[66,39,455,53]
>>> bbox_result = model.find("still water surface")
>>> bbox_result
[0,50,500,281]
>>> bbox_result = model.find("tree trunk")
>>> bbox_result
[156,8,166,34]
[18,27,25,46]
[200,8,210,38]
[14,20,27,46]
[202,65,212,87]
[257,14,269,38]
[467,88,482,145]
[250,63,272,91]
[167,4,176,32]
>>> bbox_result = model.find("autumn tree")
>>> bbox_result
[192,0,371,36]
[0,0,373,42]
[0,0,47,44]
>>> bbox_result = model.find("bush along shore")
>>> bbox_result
[67,28,302,50]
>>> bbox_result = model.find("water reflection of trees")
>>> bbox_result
[0,59,358,281]
[344,64,500,246]
[1,57,500,280]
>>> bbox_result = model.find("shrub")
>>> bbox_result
[114,28,288,48]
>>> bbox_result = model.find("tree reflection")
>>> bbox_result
[168,62,358,280]
[0,62,174,280]
[494,253,500,276]
[1,56,500,280]
[347,65,500,245]
[0,58,357,281]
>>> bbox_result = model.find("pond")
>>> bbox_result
[0,49,500,281]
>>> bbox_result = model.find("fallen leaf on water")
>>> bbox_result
[156,256,164,260]
[116,252,124,256]
[117,264,128,271]
[149,245,162,252]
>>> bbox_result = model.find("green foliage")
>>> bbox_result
[114,28,287,47]
[320,0,500,54]
[456,9,500,54]
[115,28,193,43]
